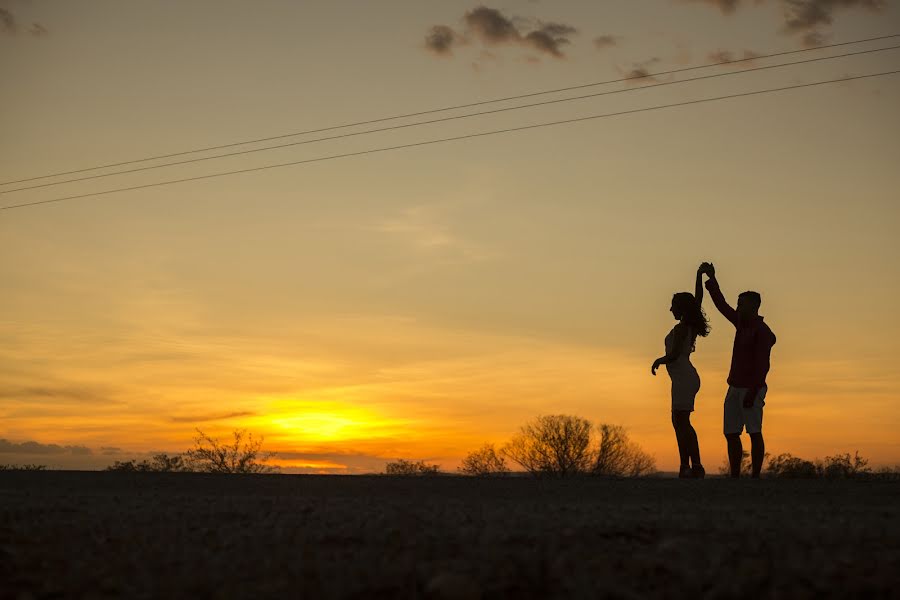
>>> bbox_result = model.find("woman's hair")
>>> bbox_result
[672,292,710,348]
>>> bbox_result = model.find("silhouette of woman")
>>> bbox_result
[651,265,710,478]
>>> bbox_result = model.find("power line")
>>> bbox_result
[2,69,896,213]
[2,33,898,187]
[3,43,897,196]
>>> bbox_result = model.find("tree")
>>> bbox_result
[184,429,278,474]
[593,424,657,477]
[384,458,440,475]
[503,415,593,477]
[458,444,509,476]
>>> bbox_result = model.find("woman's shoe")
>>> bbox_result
[678,465,693,478]
[691,464,706,479]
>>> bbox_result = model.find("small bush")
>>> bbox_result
[384,459,440,476]
[767,453,818,479]
[105,453,190,472]
[458,444,509,476]
[0,464,47,471]
[817,451,871,479]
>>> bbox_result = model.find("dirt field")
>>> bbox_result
[1,472,897,599]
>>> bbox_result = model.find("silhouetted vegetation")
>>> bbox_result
[457,444,509,476]
[717,450,892,479]
[384,458,441,476]
[592,423,657,477]
[0,463,47,471]
[106,453,190,472]
[185,429,278,474]
[502,415,657,478]
[104,429,278,474]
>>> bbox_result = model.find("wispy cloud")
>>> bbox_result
[593,34,620,50]
[169,411,257,423]
[0,439,92,455]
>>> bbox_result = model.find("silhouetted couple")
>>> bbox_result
[652,263,776,478]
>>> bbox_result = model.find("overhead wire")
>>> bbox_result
[1,32,898,187]
[2,69,897,212]
[2,43,897,196]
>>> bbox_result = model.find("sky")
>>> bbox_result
[1,1,899,473]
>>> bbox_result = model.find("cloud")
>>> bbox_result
[707,48,764,67]
[0,7,47,37]
[619,58,664,85]
[524,23,577,58]
[426,5,578,60]
[680,0,887,44]
[0,439,92,455]
[0,8,16,34]
[681,0,745,13]
[593,34,619,50]
[802,30,831,46]
[0,384,119,404]
[424,25,462,56]
[782,0,886,32]
[168,410,257,423]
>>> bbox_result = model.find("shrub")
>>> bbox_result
[184,429,278,474]
[384,459,441,476]
[458,444,509,476]
[0,464,47,471]
[105,453,190,472]
[593,424,657,477]
[816,451,871,479]
[503,415,593,477]
[766,453,818,479]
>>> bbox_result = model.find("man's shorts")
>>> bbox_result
[723,385,767,435]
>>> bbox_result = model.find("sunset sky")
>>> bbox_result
[2,1,898,473]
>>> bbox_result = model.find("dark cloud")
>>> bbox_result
[426,5,578,60]
[524,23,577,57]
[782,0,886,32]
[0,439,92,455]
[29,22,48,37]
[424,25,461,56]
[100,446,123,455]
[619,58,663,85]
[168,410,257,423]
[464,6,520,43]
[707,48,764,66]
[1,7,16,34]
[593,34,619,50]
[682,0,744,14]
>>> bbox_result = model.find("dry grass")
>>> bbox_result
[1,472,898,599]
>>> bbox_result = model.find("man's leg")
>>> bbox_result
[725,433,743,478]
[745,387,766,478]
[750,432,765,478]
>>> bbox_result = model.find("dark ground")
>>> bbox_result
[1,472,898,599]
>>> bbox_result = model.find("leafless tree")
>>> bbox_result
[593,424,657,477]
[184,429,278,474]
[458,444,509,476]
[384,458,441,475]
[503,415,593,477]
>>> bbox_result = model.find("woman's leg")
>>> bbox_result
[671,411,690,469]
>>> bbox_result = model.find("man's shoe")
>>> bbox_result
[678,465,693,478]
[691,464,706,479]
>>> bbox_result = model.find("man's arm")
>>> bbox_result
[704,264,738,325]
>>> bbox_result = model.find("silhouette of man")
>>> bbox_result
[700,262,776,478]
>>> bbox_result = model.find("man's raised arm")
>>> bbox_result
[703,264,738,325]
